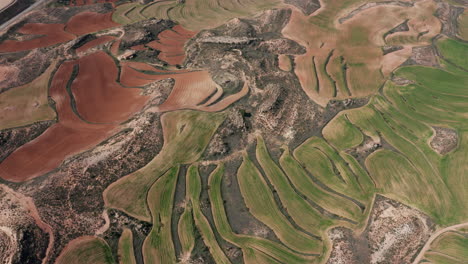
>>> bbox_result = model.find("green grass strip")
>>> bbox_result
[436,37,468,70]
[187,165,231,264]
[143,166,179,264]
[256,135,332,233]
[104,110,225,221]
[178,205,195,262]
[57,237,115,264]
[280,147,362,222]
[208,164,317,264]
[118,228,136,264]
[237,153,321,254]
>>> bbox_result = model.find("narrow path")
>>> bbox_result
[412,222,468,264]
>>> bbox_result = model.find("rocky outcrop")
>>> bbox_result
[284,0,321,16]
[435,1,464,38]
[121,19,175,49]
[187,9,324,159]
[430,127,458,154]
[327,195,434,264]
[0,185,50,264]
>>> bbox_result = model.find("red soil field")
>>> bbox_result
[71,51,149,123]
[110,38,121,55]
[198,80,249,112]
[131,44,147,51]
[158,53,185,65]
[120,59,248,112]
[119,61,193,87]
[145,26,197,65]
[65,12,119,36]
[156,71,249,112]
[0,61,117,182]
[119,63,175,87]
[146,41,184,53]
[158,30,188,40]
[0,23,75,52]
[172,25,197,37]
[75,35,116,53]
[157,71,220,112]
[73,0,85,5]
[122,61,170,72]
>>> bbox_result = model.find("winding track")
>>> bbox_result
[412,222,468,264]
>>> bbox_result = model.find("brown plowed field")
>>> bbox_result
[146,41,184,53]
[120,60,247,112]
[66,12,119,36]
[130,44,147,51]
[110,38,121,55]
[71,51,149,123]
[119,64,175,87]
[172,25,197,37]
[122,61,171,72]
[76,35,116,53]
[158,53,185,65]
[0,23,75,52]
[148,26,197,65]
[0,61,117,182]
[199,81,249,112]
[157,71,220,112]
[158,29,189,40]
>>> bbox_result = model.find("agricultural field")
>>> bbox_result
[0,0,467,263]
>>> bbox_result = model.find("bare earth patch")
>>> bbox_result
[430,127,458,155]
[403,45,439,67]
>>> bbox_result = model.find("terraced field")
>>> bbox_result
[112,0,282,30]
[0,0,466,263]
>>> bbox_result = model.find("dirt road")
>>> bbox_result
[412,222,468,264]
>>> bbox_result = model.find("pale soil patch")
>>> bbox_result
[278,54,292,71]
[0,184,54,263]
[0,64,18,83]
[0,226,16,264]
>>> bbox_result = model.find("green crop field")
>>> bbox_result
[279,147,363,222]
[421,229,468,264]
[142,167,178,264]
[104,110,225,221]
[0,61,56,130]
[208,164,316,264]
[186,165,231,264]
[237,152,321,254]
[56,237,115,264]
[256,135,333,233]
[177,204,195,262]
